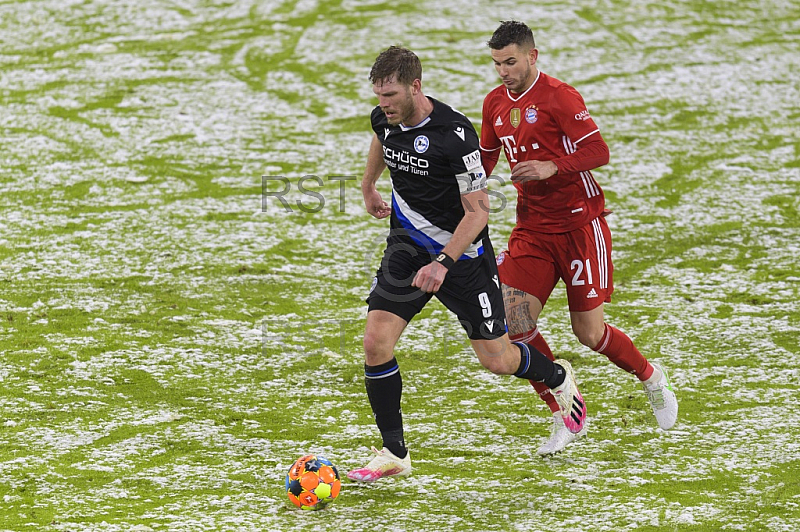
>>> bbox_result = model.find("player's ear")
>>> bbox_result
[411,78,422,95]
[529,48,538,65]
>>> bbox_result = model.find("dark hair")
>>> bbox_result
[487,20,535,50]
[369,46,422,86]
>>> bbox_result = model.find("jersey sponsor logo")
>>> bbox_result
[384,128,391,139]
[462,149,482,171]
[413,135,429,153]
[525,105,538,124]
[382,145,430,175]
[469,170,484,180]
[454,126,465,141]
[498,136,539,162]
[468,171,485,191]
[494,116,503,126]
[587,288,598,298]
[575,109,591,121]
[510,108,521,128]
[456,169,487,194]
[499,135,518,163]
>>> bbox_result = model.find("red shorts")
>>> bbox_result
[497,216,614,312]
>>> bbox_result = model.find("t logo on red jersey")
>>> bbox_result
[499,135,517,163]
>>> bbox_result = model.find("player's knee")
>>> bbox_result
[573,324,603,349]
[473,342,516,375]
[479,356,511,375]
[362,331,393,365]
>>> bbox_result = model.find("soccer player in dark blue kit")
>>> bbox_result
[348,46,587,482]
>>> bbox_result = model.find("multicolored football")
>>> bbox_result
[285,454,341,510]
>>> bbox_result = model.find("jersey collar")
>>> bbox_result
[399,116,431,131]
[505,70,541,102]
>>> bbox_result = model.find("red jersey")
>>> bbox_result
[480,71,609,233]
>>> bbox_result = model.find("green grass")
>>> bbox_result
[1,0,799,530]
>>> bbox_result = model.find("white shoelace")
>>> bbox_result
[645,384,666,409]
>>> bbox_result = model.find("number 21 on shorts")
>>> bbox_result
[570,259,593,286]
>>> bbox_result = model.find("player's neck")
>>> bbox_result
[402,95,433,128]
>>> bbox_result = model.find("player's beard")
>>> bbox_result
[508,64,533,93]
[384,93,415,126]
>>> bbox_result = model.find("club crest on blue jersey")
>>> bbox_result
[414,135,429,153]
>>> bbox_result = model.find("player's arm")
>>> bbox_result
[360,133,391,219]
[441,188,489,259]
[551,133,609,174]
[511,136,608,182]
[480,144,501,177]
[412,188,489,293]
[479,96,502,176]
[549,85,609,173]
[511,85,609,182]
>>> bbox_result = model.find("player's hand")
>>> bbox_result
[412,261,448,293]
[510,160,558,183]
[362,187,392,219]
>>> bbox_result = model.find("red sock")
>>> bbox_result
[511,328,560,414]
[593,324,653,380]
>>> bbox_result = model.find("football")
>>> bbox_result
[285,454,341,510]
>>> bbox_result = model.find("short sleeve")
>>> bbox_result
[448,119,488,194]
[370,106,384,136]
[479,94,502,151]
[552,85,601,144]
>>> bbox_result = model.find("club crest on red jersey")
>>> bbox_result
[525,105,538,124]
[510,108,521,128]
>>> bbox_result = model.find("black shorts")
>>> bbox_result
[366,237,507,340]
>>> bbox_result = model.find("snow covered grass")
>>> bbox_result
[1,0,798,530]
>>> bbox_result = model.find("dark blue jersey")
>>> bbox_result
[371,97,489,259]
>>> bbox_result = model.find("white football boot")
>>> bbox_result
[347,447,411,482]
[537,412,588,456]
[550,360,587,434]
[642,363,678,430]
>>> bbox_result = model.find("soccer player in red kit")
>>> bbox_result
[480,21,678,455]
